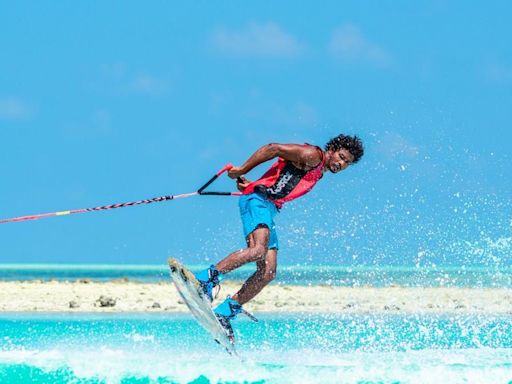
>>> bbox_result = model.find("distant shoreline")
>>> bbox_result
[1,280,511,314]
[1,263,511,271]
[1,264,511,288]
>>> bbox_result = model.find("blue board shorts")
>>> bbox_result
[239,192,279,250]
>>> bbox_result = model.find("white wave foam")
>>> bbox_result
[1,346,512,384]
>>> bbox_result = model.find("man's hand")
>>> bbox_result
[235,176,251,192]
[227,166,245,179]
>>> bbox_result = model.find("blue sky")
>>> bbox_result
[1,1,511,266]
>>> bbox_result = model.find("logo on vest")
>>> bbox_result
[267,171,293,195]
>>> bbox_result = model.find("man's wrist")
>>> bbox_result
[239,164,250,174]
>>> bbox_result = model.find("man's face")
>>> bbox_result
[327,148,354,173]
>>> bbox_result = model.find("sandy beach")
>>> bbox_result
[0,280,511,314]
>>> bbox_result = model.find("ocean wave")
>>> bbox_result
[1,347,512,384]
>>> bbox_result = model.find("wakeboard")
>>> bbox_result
[168,257,237,355]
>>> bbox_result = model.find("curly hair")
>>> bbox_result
[324,134,364,163]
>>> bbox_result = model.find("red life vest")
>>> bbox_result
[242,145,325,208]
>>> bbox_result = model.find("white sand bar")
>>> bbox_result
[0,281,511,314]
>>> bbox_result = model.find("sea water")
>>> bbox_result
[1,265,511,383]
[1,264,511,287]
[1,313,512,383]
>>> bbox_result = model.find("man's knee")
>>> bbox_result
[251,243,268,261]
[262,268,276,283]
[256,261,277,283]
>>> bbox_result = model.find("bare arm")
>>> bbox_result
[228,143,322,179]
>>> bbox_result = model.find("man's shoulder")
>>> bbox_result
[303,143,324,165]
[283,143,323,170]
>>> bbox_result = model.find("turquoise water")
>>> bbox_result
[1,264,512,287]
[1,313,512,383]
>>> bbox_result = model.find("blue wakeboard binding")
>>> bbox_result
[214,297,258,343]
[195,265,222,302]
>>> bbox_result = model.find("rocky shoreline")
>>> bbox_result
[0,280,511,314]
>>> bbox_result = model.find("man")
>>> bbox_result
[196,134,364,340]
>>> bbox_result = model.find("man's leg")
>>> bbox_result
[195,227,270,301]
[211,221,277,340]
[215,227,270,274]
[231,247,277,305]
